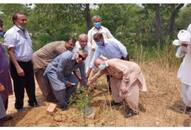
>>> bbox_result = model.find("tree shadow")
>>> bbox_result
[168,100,185,114]
[2,94,48,126]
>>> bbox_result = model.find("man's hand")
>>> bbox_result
[87,78,95,86]
[65,81,72,88]
[16,67,25,77]
[0,83,5,92]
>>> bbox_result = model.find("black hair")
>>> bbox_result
[12,12,25,24]
[93,33,103,41]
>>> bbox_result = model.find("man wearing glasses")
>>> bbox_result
[44,50,88,110]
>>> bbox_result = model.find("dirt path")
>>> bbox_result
[4,62,191,126]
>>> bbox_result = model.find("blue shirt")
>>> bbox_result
[90,38,128,68]
[44,51,86,90]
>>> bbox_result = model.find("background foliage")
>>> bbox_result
[0,4,189,63]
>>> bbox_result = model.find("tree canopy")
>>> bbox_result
[0,4,190,50]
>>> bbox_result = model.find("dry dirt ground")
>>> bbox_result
[3,61,191,127]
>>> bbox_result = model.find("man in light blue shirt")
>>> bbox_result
[87,33,128,78]
[44,50,88,110]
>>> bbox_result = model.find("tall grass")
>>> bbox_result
[127,43,181,70]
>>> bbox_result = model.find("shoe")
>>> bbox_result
[186,106,191,113]
[17,108,25,112]
[124,109,138,118]
[28,101,39,107]
[60,104,68,111]
[0,115,13,123]
[110,100,123,106]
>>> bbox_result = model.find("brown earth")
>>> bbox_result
[3,61,191,126]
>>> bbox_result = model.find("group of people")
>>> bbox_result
[173,25,191,116]
[0,12,149,126]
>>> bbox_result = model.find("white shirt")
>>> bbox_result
[72,41,90,53]
[88,26,114,49]
[177,45,191,86]
[3,25,33,62]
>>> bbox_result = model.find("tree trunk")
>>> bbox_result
[168,4,184,36]
[84,4,91,33]
[155,4,161,42]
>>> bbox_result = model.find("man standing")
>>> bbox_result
[44,50,88,110]
[3,12,37,112]
[33,38,76,101]
[173,30,191,114]
[0,19,13,110]
[87,16,114,72]
[73,33,91,72]
[0,19,13,125]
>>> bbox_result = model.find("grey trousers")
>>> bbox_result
[48,74,78,108]
[0,94,6,119]
[53,86,76,108]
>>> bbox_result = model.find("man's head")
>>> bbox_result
[92,15,102,29]
[94,58,107,70]
[93,33,105,46]
[65,38,76,50]
[12,12,27,29]
[177,30,191,47]
[78,33,88,49]
[75,50,88,64]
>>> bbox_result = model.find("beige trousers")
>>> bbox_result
[35,69,55,101]
[110,77,139,112]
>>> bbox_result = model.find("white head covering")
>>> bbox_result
[177,30,191,44]
[173,30,191,46]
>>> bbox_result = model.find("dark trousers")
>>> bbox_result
[10,61,37,109]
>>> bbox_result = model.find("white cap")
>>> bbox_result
[177,30,191,44]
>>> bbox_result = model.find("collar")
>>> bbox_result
[14,25,25,33]
[93,26,103,31]
[13,25,21,32]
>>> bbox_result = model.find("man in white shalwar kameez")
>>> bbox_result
[173,30,191,114]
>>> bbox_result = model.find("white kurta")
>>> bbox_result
[176,45,191,107]
[177,45,191,86]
